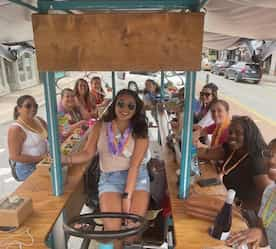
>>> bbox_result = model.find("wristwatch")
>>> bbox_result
[122,192,129,199]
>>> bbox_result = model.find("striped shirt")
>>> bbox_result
[258,183,276,249]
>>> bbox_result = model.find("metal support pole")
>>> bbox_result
[179,72,196,199]
[37,0,50,13]
[111,71,116,100]
[160,71,165,100]
[200,0,209,8]
[8,0,38,11]
[52,212,67,249]
[42,72,63,196]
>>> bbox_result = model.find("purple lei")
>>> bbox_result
[107,122,132,156]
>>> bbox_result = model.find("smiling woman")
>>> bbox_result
[74,78,98,120]
[7,95,48,181]
[197,116,273,225]
[194,99,230,148]
[61,89,150,249]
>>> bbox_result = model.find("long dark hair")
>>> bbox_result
[74,78,90,106]
[201,82,218,107]
[231,116,267,157]
[143,79,160,95]
[102,89,148,138]
[13,95,36,120]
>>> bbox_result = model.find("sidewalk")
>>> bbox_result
[262,73,276,84]
[0,76,79,125]
[197,71,276,143]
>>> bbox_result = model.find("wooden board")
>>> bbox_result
[32,12,204,71]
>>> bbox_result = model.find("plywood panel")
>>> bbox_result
[32,12,204,71]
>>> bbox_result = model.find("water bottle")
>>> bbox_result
[191,145,200,176]
[211,189,236,240]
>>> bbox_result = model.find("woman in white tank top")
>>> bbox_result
[8,95,48,181]
[62,89,150,249]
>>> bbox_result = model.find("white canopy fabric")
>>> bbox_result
[0,1,34,43]
[205,0,276,42]
[1,0,276,50]
[203,32,240,50]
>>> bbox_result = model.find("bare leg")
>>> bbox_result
[100,192,123,249]
[125,190,150,244]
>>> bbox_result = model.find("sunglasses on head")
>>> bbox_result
[200,92,212,97]
[22,103,38,109]
[116,100,136,111]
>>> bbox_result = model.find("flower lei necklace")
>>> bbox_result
[222,151,248,175]
[107,121,132,156]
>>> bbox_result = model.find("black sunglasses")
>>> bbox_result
[200,92,212,97]
[22,103,38,110]
[116,100,136,111]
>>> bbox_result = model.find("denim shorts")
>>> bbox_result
[15,162,36,181]
[98,165,150,196]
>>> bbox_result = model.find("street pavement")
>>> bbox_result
[0,72,276,199]
[197,71,276,142]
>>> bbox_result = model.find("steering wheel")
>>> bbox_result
[63,212,148,241]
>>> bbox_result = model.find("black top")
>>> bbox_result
[222,143,267,203]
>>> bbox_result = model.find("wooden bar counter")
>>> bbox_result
[0,132,91,249]
[163,144,247,249]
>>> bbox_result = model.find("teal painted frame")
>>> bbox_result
[160,71,165,100]
[8,0,38,11]
[42,72,63,196]
[111,72,116,100]
[37,0,201,12]
[179,71,196,199]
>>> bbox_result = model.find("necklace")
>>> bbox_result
[222,151,248,175]
[261,190,276,228]
[107,121,131,156]
[17,117,48,140]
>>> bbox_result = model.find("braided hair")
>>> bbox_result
[231,116,267,157]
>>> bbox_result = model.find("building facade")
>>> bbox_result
[0,49,40,96]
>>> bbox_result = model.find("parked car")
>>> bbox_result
[201,58,215,71]
[116,71,185,93]
[211,60,235,75]
[224,62,262,84]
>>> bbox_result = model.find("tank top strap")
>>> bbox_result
[11,121,28,134]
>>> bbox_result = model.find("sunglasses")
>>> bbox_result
[200,92,212,97]
[116,100,136,111]
[262,149,276,158]
[22,103,38,110]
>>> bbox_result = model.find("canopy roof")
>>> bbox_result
[1,0,276,50]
